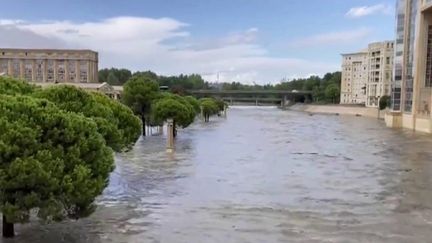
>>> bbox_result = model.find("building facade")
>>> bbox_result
[0,48,98,83]
[386,0,432,133]
[366,41,394,107]
[340,41,394,107]
[340,51,369,105]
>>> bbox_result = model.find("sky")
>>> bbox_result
[0,0,396,84]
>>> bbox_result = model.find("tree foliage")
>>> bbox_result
[184,96,201,114]
[0,77,36,95]
[98,68,132,85]
[379,95,391,110]
[91,92,142,151]
[0,78,143,237]
[151,95,196,128]
[0,94,114,228]
[325,84,340,104]
[34,85,141,152]
[200,98,220,122]
[121,76,160,136]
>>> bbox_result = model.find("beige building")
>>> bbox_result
[366,41,394,107]
[340,51,368,105]
[0,48,98,83]
[340,41,394,106]
[386,0,432,133]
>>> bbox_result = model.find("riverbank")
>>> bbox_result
[289,104,385,119]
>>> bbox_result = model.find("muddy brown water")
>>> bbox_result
[3,107,432,243]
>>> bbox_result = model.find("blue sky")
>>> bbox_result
[0,0,396,83]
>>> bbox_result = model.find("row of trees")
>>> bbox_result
[99,69,342,104]
[0,77,143,238]
[0,75,226,238]
[121,75,226,137]
[99,69,209,91]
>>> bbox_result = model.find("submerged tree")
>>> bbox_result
[200,98,220,122]
[91,92,142,151]
[151,95,196,137]
[184,96,201,115]
[0,95,114,238]
[122,76,160,136]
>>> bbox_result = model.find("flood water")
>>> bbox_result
[5,107,432,243]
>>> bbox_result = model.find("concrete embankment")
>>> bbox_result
[289,104,385,119]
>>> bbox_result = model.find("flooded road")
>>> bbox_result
[6,107,432,242]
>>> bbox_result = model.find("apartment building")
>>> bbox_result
[386,0,432,133]
[340,51,368,105]
[366,41,394,107]
[340,41,394,107]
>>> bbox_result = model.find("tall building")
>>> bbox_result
[340,41,394,106]
[340,51,368,105]
[386,0,432,133]
[366,41,394,107]
[0,48,98,83]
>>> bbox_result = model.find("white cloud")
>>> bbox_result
[289,28,373,47]
[0,17,338,84]
[346,4,393,18]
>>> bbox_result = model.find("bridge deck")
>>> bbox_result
[188,90,312,95]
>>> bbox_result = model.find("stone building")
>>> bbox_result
[340,41,394,107]
[0,48,98,83]
[386,0,432,133]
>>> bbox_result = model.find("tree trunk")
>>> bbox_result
[173,120,177,138]
[141,114,146,136]
[3,215,14,238]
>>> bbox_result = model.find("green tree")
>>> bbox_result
[214,99,227,113]
[200,98,219,122]
[325,83,340,104]
[312,86,325,103]
[0,94,114,238]
[91,92,142,151]
[122,76,160,136]
[107,71,120,85]
[99,68,132,85]
[184,96,201,114]
[0,77,36,95]
[132,71,159,81]
[379,95,391,110]
[151,96,196,136]
[34,85,141,151]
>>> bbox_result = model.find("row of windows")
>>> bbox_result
[0,59,91,83]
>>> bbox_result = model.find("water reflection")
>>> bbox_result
[4,107,432,242]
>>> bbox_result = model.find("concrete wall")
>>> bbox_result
[290,104,385,119]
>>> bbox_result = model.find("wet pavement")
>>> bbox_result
[4,107,432,243]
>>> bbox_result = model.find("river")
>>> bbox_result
[5,107,432,243]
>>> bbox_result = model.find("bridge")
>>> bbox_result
[187,90,313,107]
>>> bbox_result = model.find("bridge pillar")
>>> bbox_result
[281,95,287,108]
